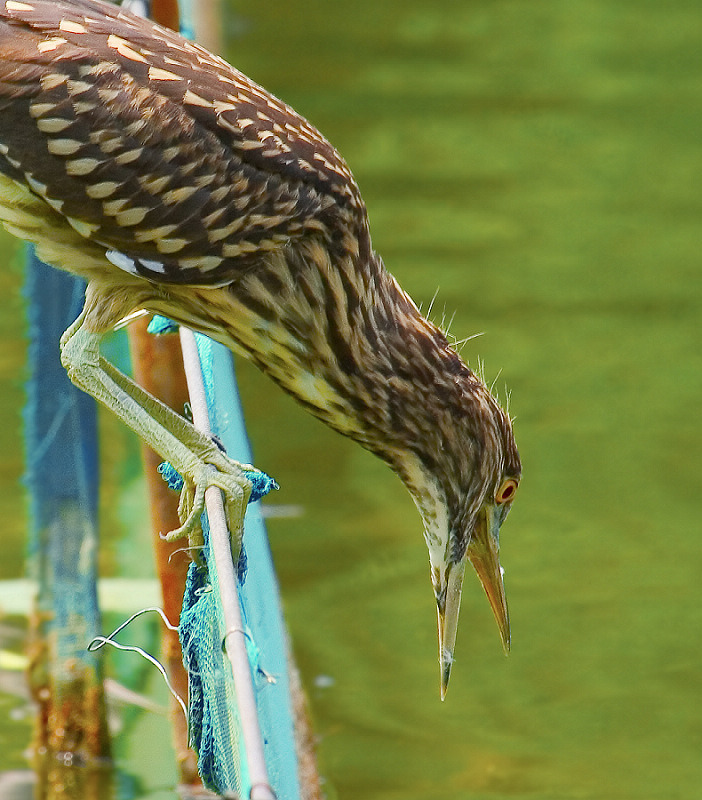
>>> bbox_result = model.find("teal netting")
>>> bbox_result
[180,542,245,793]
[177,473,276,793]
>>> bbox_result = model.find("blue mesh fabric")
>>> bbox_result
[175,474,277,794]
[179,542,244,794]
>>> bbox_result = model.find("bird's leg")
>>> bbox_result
[60,307,252,546]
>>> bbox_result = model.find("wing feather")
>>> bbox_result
[0,0,363,285]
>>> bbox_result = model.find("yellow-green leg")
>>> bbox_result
[59,300,252,545]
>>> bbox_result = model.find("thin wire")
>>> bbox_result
[87,607,188,722]
[179,327,276,800]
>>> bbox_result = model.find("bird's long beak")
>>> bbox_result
[437,504,510,700]
[437,559,466,701]
[467,504,511,654]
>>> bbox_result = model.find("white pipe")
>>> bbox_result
[179,327,276,800]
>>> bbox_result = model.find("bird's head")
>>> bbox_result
[390,359,521,700]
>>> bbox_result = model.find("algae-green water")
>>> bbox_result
[0,2,699,798]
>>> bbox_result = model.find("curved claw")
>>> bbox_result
[160,478,206,544]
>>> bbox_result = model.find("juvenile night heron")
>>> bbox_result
[0,0,521,698]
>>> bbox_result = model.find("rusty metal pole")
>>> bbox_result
[125,0,201,785]
[126,317,198,784]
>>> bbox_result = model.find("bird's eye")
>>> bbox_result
[495,478,519,504]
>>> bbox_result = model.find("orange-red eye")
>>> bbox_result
[495,478,519,504]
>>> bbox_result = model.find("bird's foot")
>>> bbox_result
[161,445,253,549]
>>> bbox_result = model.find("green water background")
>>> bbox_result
[0,1,700,798]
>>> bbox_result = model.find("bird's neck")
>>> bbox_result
[253,241,485,464]
[185,236,487,476]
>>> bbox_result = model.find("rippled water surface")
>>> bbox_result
[0,1,700,798]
